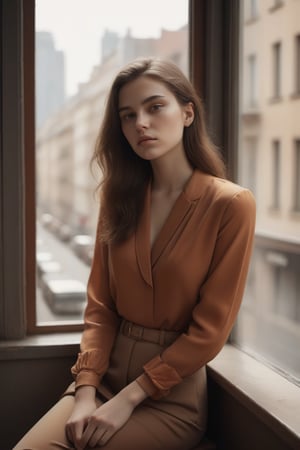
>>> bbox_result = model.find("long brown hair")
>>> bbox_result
[92,58,226,243]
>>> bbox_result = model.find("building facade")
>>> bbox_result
[236,0,300,380]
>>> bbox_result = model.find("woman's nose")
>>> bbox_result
[135,112,149,130]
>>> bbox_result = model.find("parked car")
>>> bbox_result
[40,213,53,229]
[71,234,94,263]
[36,260,62,280]
[57,224,73,242]
[36,251,52,263]
[41,276,86,314]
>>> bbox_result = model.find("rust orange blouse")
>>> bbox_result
[71,170,256,399]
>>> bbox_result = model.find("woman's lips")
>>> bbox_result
[138,136,157,145]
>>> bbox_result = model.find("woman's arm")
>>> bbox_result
[71,230,120,390]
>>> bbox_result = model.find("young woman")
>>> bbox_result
[14,58,256,450]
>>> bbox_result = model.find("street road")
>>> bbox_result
[36,223,91,324]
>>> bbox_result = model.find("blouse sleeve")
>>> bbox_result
[71,220,120,390]
[136,189,256,399]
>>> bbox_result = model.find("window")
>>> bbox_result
[271,140,281,210]
[250,0,258,19]
[248,54,258,107]
[269,0,284,11]
[244,0,258,22]
[34,0,189,328]
[1,0,299,390]
[244,138,258,196]
[248,0,258,20]
[295,35,300,95]
[234,0,300,384]
[294,140,300,212]
[273,0,283,7]
[272,42,282,99]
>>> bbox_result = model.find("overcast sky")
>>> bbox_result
[36,0,189,96]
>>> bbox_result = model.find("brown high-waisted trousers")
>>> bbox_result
[14,321,207,450]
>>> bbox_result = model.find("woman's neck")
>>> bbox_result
[150,152,193,194]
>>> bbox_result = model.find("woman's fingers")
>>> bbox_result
[88,428,108,447]
[65,424,73,444]
[81,417,114,448]
[66,419,85,449]
[79,421,102,448]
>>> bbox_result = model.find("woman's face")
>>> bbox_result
[118,76,194,162]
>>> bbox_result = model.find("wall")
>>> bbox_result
[0,354,76,448]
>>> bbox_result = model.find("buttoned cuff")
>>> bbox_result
[136,373,159,398]
[71,350,105,389]
[74,369,100,390]
[137,355,183,399]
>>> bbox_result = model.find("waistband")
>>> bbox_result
[120,319,180,346]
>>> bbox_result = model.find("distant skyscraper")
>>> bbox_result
[101,29,120,61]
[35,31,65,128]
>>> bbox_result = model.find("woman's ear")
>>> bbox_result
[184,102,195,127]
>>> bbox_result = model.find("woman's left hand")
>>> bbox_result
[79,380,148,448]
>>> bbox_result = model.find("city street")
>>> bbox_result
[36,222,91,324]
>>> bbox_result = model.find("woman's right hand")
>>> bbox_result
[65,386,97,450]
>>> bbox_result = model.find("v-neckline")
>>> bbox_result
[150,186,184,254]
[135,171,197,287]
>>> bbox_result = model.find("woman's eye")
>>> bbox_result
[121,112,135,122]
[150,104,163,112]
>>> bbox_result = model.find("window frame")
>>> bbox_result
[0,0,26,339]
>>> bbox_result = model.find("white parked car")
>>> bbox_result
[71,234,94,263]
[36,260,62,280]
[36,251,53,264]
[41,277,86,314]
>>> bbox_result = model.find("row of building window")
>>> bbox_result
[247,35,300,106]
[247,0,285,22]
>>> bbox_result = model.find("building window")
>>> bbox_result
[295,35,300,95]
[250,0,258,19]
[272,140,281,209]
[243,137,258,196]
[245,0,258,21]
[294,140,300,212]
[269,0,284,12]
[248,54,258,107]
[273,0,283,7]
[272,42,282,99]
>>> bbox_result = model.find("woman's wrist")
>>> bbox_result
[74,385,96,403]
[119,380,148,408]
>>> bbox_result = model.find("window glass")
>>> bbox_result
[234,0,300,384]
[272,42,282,98]
[296,35,300,94]
[294,140,300,211]
[35,0,189,325]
